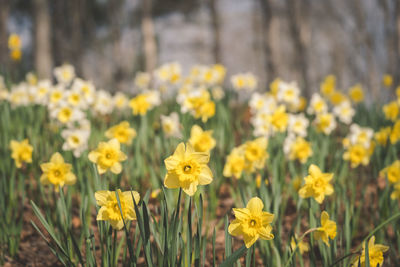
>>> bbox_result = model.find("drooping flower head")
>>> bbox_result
[40,152,76,191]
[228,197,274,248]
[164,142,213,196]
[95,189,140,230]
[314,211,337,246]
[88,138,127,174]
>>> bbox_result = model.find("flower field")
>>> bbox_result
[1,62,400,266]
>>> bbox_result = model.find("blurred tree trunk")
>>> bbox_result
[209,0,221,63]
[142,0,157,73]
[0,0,9,67]
[259,0,275,81]
[52,1,68,66]
[69,0,83,75]
[287,0,310,97]
[33,0,52,79]
[352,0,378,98]
[109,0,123,91]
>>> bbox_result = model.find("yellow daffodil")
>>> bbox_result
[8,34,21,50]
[390,120,400,144]
[314,112,336,135]
[382,74,393,87]
[88,138,127,174]
[320,75,336,96]
[223,147,246,178]
[188,125,216,152]
[269,105,289,132]
[242,137,269,173]
[351,236,389,267]
[348,84,364,103]
[374,127,391,146]
[40,152,76,191]
[288,136,313,164]
[10,139,33,168]
[314,211,337,246]
[383,101,399,121]
[343,144,372,168]
[228,197,274,248]
[329,91,347,106]
[95,189,140,230]
[105,121,137,145]
[10,49,22,61]
[164,142,213,196]
[380,160,400,184]
[129,94,151,115]
[270,78,281,97]
[390,183,400,201]
[298,164,334,203]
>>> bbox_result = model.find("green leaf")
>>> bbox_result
[219,245,247,267]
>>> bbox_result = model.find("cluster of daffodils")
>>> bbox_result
[177,86,216,122]
[248,80,314,164]
[8,33,22,61]
[223,137,268,179]
[230,72,258,92]
[343,124,375,168]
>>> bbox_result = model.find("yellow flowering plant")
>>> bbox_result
[40,152,76,191]
[188,124,216,152]
[105,121,137,145]
[95,189,140,230]
[88,138,127,174]
[298,164,334,203]
[10,139,33,168]
[314,211,337,246]
[164,142,213,196]
[228,197,274,248]
[351,236,389,267]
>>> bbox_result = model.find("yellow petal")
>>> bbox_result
[110,162,122,174]
[97,206,108,220]
[51,152,64,164]
[109,138,121,150]
[65,173,76,185]
[258,225,274,240]
[246,197,264,214]
[233,208,250,221]
[164,173,180,189]
[243,233,258,248]
[198,166,213,185]
[309,164,321,177]
[164,156,180,170]
[95,191,110,206]
[174,143,186,159]
[228,220,242,236]
[88,151,98,162]
[182,182,197,196]
[321,211,329,225]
